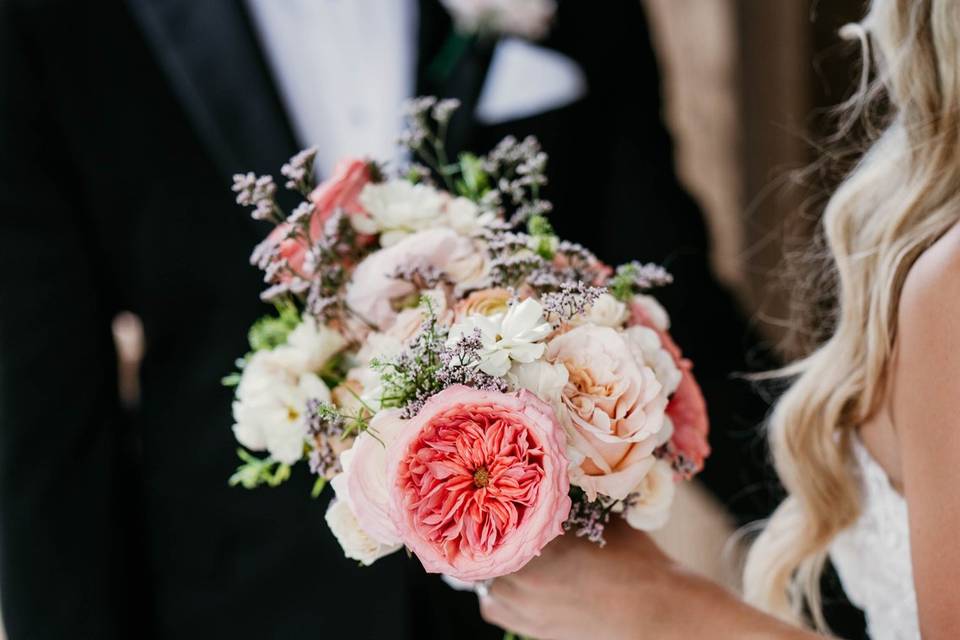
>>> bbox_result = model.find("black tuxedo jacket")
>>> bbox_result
[0,1,799,639]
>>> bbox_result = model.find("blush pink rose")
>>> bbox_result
[630,296,710,476]
[385,385,570,582]
[262,158,373,278]
[346,228,485,330]
[545,324,668,501]
[337,411,408,548]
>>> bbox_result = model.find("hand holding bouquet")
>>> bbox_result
[226,97,709,583]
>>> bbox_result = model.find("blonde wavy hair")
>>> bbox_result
[743,0,960,630]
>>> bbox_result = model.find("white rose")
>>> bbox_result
[355,180,447,246]
[324,498,400,566]
[445,196,496,237]
[448,298,553,376]
[282,315,348,373]
[231,350,331,464]
[632,294,671,331]
[569,293,629,328]
[624,325,681,396]
[623,459,676,531]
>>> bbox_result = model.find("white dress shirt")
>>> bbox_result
[246,0,418,177]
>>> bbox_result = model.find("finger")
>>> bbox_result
[479,589,534,633]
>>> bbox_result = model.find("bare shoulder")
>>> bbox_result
[899,219,960,337]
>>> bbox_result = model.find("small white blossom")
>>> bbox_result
[355,180,447,246]
[448,298,552,377]
[279,315,348,372]
[446,196,497,237]
[231,350,331,465]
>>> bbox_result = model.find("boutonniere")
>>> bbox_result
[441,0,557,40]
[429,0,557,85]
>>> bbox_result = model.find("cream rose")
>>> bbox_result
[454,287,512,320]
[622,459,676,531]
[354,180,447,246]
[545,324,668,500]
[324,499,398,566]
[624,325,682,397]
[569,292,629,328]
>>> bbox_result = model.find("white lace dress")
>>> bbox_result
[830,440,919,639]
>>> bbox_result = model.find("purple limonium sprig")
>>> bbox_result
[281,147,318,197]
[390,263,450,290]
[541,281,606,324]
[232,172,282,223]
[563,496,612,547]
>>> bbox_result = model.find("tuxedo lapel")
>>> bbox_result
[126,0,298,180]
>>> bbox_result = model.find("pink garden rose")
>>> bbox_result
[630,295,710,476]
[338,411,408,548]
[385,385,570,581]
[545,324,668,501]
[263,158,373,278]
[346,228,485,330]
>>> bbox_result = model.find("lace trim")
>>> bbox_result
[830,439,918,639]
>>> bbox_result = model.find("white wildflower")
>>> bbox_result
[448,298,552,377]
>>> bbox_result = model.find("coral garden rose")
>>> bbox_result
[665,367,710,475]
[545,324,669,501]
[385,385,570,581]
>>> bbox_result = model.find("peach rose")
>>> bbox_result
[385,386,570,581]
[454,288,512,321]
[545,324,668,501]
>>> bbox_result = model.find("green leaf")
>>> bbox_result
[526,214,554,237]
[228,449,294,490]
[457,152,490,200]
[248,301,301,352]
[311,476,328,498]
[609,262,640,302]
[221,372,242,387]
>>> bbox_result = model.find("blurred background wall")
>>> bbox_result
[645,0,864,353]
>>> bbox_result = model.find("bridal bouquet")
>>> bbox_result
[225,97,709,582]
